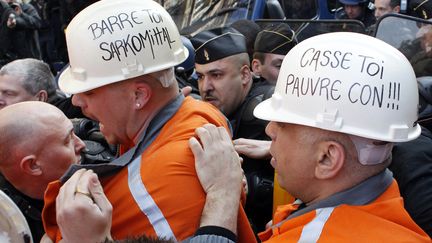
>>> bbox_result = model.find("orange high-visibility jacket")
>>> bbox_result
[259,171,430,243]
[42,96,257,243]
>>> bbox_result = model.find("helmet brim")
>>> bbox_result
[254,98,422,143]
[58,66,115,94]
[58,46,189,95]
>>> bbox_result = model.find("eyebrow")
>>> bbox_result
[196,68,224,76]
[63,127,74,143]
[0,88,18,93]
[208,69,224,74]
[271,59,283,65]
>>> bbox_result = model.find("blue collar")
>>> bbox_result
[280,169,393,224]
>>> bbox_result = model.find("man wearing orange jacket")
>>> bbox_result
[253,32,430,242]
[174,32,430,242]
[40,0,256,242]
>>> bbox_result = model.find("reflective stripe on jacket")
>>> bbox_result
[42,96,256,243]
[259,171,430,242]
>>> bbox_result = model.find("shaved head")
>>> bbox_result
[0,101,85,199]
[0,102,66,164]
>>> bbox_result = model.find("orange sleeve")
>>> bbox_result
[41,180,62,242]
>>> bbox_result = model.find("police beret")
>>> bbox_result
[254,23,297,55]
[191,27,247,64]
[231,20,262,58]
[409,0,432,20]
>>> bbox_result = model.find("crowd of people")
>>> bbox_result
[0,0,431,70]
[0,0,97,70]
[0,0,431,242]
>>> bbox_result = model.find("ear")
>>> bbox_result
[19,155,42,176]
[314,141,345,180]
[251,59,262,75]
[240,64,252,86]
[35,90,48,102]
[134,81,152,110]
[394,6,401,13]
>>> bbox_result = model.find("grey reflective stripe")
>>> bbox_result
[128,155,176,241]
[298,207,335,243]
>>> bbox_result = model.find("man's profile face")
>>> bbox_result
[344,4,363,19]
[0,75,37,110]
[196,56,249,117]
[258,53,285,84]
[265,122,316,199]
[37,113,85,183]
[71,81,134,145]
[374,0,398,18]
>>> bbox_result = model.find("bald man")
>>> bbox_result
[0,101,85,242]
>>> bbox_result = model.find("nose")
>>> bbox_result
[73,134,86,154]
[374,10,381,18]
[199,77,213,94]
[71,93,85,108]
[0,97,5,110]
[265,121,277,140]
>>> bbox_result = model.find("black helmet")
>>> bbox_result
[409,0,432,20]
[339,0,368,5]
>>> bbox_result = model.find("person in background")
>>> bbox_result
[2,0,42,59]
[0,58,84,117]
[408,0,432,20]
[374,0,401,19]
[336,0,376,28]
[0,58,55,109]
[191,27,274,232]
[231,19,262,64]
[252,23,297,85]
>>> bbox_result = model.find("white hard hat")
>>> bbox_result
[0,190,33,243]
[254,32,421,142]
[59,0,188,94]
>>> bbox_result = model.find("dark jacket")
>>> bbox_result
[48,91,85,119]
[390,127,432,237]
[229,78,275,232]
[9,3,42,59]
[0,175,44,242]
[336,6,376,28]
[0,2,15,65]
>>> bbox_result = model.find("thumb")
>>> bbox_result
[181,86,192,97]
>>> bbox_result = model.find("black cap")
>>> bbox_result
[254,23,297,55]
[231,20,262,60]
[409,0,432,20]
[191,27,247,64]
